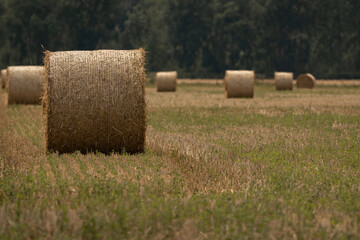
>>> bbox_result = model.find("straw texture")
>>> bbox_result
[156,71,177,92]
[297,73,316,89]
[1,69,6,89]
[6,66,45,105]
[275,72,293,90]
[224,70,230,91]
[226,70,254,98]
[43,49,146,154]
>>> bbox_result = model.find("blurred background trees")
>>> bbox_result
[0,0,359,78]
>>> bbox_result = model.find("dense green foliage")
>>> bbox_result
[0,0,359,78]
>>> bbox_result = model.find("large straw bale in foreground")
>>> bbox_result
[297,73,316,89]
[226,70,254,98]
[6,66,44,105]
[43,49,146,154]
[1,69,6,89]
[275,72,293,90]
[156,71,177,92]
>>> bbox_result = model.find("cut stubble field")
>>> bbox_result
[0,82,360,239]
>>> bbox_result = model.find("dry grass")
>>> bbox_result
[179,79,360,87]
[147,83,360,116]
[1,81,360,239]
[178,79,224,85]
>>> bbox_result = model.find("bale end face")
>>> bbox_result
[275,72,293,90]
[297,74,316,89]
[43,49,147,154]
[225,70,254,98]
[156,71,177,92]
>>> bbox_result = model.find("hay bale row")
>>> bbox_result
[223,70,316,98]
[297,73,316,89]
[225,70,254,98]
[43,49,146,154]
[1,69,6,89]
[275,72,293,90]
[6,66,45,105]
[1,49,317,156]
[156,71,177,92]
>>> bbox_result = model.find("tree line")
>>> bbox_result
[0,0,359,78]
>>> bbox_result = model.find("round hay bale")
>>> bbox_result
[226,70,254,98]
[1,69,6,89]
[43,49,146,154]
[156,71,177,92]
[275,72,293,90]
[6,66,45,105]
[224,70,230,91]
[296,73,316,89]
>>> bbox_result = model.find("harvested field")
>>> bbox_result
[1,81,360,239]
[178,78,224,85]
[180,78,360,87]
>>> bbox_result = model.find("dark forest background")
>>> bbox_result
[0,0,359,78]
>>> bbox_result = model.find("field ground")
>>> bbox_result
[178,78,360,86]
[0,81,360,239]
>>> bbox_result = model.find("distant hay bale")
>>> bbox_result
[297,73,316,89]
[6,66,45,105]
[156,71,177,92]
[1,69,6,89]
[225,70,254,98]
[224,70,230,91]
[275,72,293,90]
[43,49,146,154]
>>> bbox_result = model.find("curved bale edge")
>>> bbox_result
[43,49,147,154]
[156,71,177,92]
[297,73,316,89]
